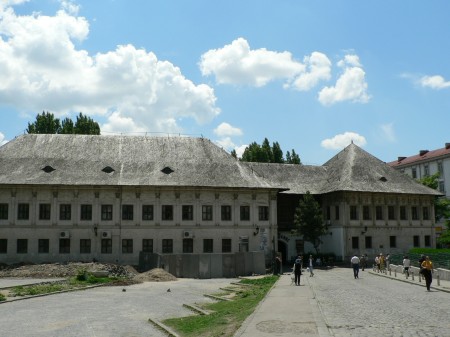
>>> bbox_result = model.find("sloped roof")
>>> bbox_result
[0,134,282,190]
[388,143,450,167]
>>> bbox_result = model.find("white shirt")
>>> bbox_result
[403,258,411,267]
[351,256,360,264]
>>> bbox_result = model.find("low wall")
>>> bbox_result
[385,264,450,281]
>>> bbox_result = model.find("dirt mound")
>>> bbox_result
[133,268,177,282]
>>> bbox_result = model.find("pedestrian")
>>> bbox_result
[403,255,411,278]
[360,254,366,271]
[374,255,380,272]
[293,256,302,286]
[418,254,426,275]
[421,256,434,291]
[308,255,314,277]
[385,254,390,271]
[379,253,385,271]
[351,254,360,279]
[275,255,282,275]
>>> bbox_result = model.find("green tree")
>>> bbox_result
[74,113,100,135]
[27,112,101,135]
[230,149,237,159]
[261,138,273,163]
[240,138,301,164]
[27,111,61,134]
[60,118,74,134]
[287,149,301,164]
[294,191,328,254]
[272,141,284,163]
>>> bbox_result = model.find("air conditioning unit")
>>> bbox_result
[59,231,70,238]
[183,230,194,238]
[101,231,112,239]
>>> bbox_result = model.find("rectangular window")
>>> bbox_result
[222,238,232,253]
[335,205,340,220]
[351,236,359,249]
[142,205,154,221]
[101,239,112,254]
[221,205,232,221]
[162,239,173,253]
[439,181,445,193]
[59,204,71,221]
[0,203,8,220]
[80,204,92,221]
[142,239,153,253]
[59,238,70,254]
[388,206,395,220]
[240,206,250,221]
[413,235,420,247]
[161,205,173,221]
[18,203,30,220]
[0,239,7,254]
[326,206,331,220]
[350,206,358,220]
[183,238,193,253]
[389,236,396,248]
[239,237,249,252]
[182,205,194,221]
[424,235,431,247]
[375,206,383,220]
[411,206,418,220]
[38,239,49,253]
[122,205,134,221]
[423,207,429,220]
[424,164,429,177]
[400,206,407,220]
[122,239,133,253]
[203,239,213,253]
[202,205,213,221]
[438,162,443,176]
[17,239,28,254]
[39,203,51,220]
[363,206,371,220]
[365,236,372,249]
[80,239,91,254]
[259,206,269,221]
[101,204,113,221]
[412,167,417,179]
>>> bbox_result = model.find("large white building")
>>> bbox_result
[0,134,441,271]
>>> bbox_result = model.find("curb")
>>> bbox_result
[148,318,180,337]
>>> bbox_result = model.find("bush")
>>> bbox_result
[0,293,6,301]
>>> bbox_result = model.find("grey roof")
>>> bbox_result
[0,134,281,190]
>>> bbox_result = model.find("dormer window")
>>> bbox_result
[102,166,115,174]
[161,166,174,175]
[379,176,387,182]
[42,166,55,173]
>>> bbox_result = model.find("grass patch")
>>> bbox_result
[162,275,278,337]
[0,293,6,302]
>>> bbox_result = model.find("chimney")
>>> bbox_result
[419,150,429,156]
[446,143,450,150]
[397,156,406,162]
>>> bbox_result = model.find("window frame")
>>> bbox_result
[80,204,92,221]
[38,239,49,253]
[59,238,70,254]
[202,205,213,221]
[17,203,29,220]
[258,206,269,221]
[183,238,194,253]
[222,238,232,253]
[0,203,8,220]
[203,238,214,253]
[221,205,232,221]
[161,205,173,221]
[182,205,194,221]
[101,204,113,221]
[162,239,173,253]
[142,205,154,221]
[39,203,51,220]
[80,239,91,254]
[59,204,71,221]
[122,204,134,221]
[240,205,250,221]
[142,239,153,253]
[122,239,133,254]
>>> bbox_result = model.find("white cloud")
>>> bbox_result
[60,0,80,16]
[0,4,220,135]
[0,132,7,145]
[213,122,243,137]
[235,144,248,158]
[289,52,331,91]
[215,137,236,151]
[380,123,396,142]
[318,55,370,106]
[321,132,367,150]
[420,75,450,89]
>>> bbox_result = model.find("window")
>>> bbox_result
[326,206,331,220]
[183,238,193,253]
[101,239,112,253]
[162,205,173,221]
[122,205,134,221]
[424,235,431,247]
[101,204,113,221]
[38,239,49,253]
[423,207,429,220]
[80,239,91,254]
[202,205,213,221]
[221,205,232,221]
[400,206,407,220]
[335,205,340,220]
[182,205,193,221]
[413,235,420,247]
[375,206,383,220]
[18,203,29,220]
[142,205,154,221]
[389,236,396,248]
[142,239,153,253]
[0,239,7,253]
[240,206,250,221]
[259,206,269,221]
[388,206,395,220]
[412,167,417,179]
[59,238,70,253]
[222,239,232,253]
[39,203,51,220]
[239,237,249,252]
[0,203,8,220]
[203,239,213,253]
[162,239,173,253]
[439,181,445,193]
[17,239,28,253]
[365,236,372,249]
[122,239,133,253]
[80,204,92,221]
[352,236,359,249]
[363,206,371,220]
[350,206,358,220]
[438,162,443,176]
[424,164,429,177]
[411,206,418,220]
[59,204,71,221]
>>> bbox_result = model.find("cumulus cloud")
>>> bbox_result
[234,144,248,158]
[380,123,396,142]
[321,132,367,150]
[289,52,331,91]
[0,132,7,145]
[420,75,450,89]
[213,122,243,137]
[318,55,370,106]
[0,4,220,134]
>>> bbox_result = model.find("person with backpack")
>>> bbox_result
[293,256,302,286]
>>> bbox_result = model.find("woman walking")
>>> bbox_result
[421,256,434,291]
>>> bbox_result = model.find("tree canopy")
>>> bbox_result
[27,111,100,135]
[239,138,301,164]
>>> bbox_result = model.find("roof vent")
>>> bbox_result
[419,150,429,156]
[161,166,174,175]
[397,157,406,162]
[42,165,56,173]
[446,143,450,150]
[102,166,115,174]
[379,176,387,182]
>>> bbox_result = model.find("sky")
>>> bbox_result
[0,0,449,165]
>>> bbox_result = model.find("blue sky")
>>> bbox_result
[0,0,449,165]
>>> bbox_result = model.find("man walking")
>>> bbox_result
[293,256,302,286]
[351,254,360,279]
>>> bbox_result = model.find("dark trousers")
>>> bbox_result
[352,264,359,278]
[423,269,432,290]
[294,271,301,285]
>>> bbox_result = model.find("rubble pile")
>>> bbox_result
[133,268,177,282]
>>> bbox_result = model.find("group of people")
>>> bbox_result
[292,254,315,286]
[374,253,391,272]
